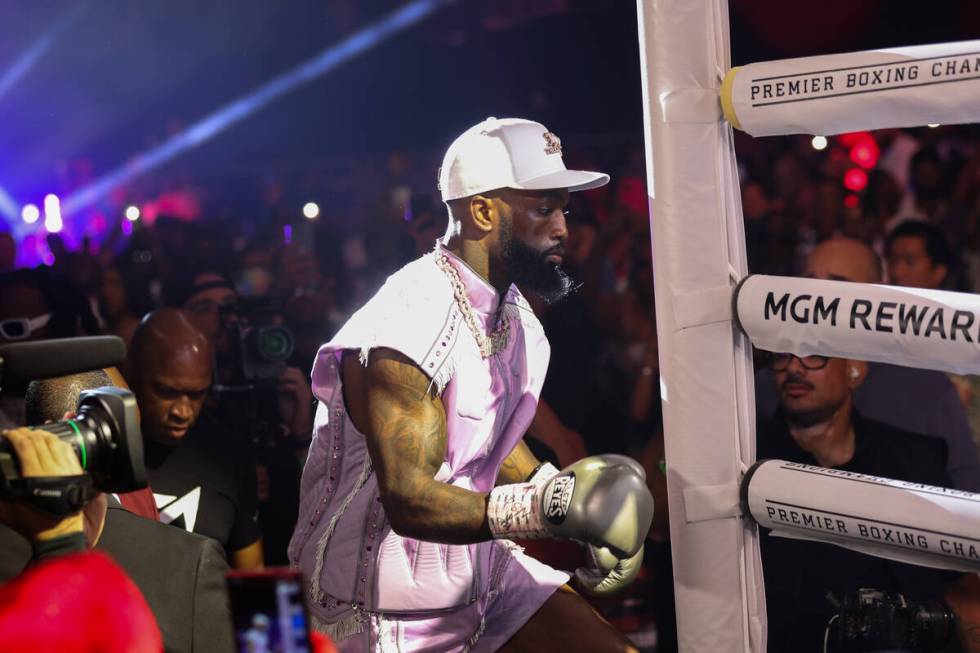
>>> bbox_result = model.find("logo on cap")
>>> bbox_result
[543,131,562,156]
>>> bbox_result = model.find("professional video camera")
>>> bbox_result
[827,588,955,652]
[0,337,146,516]
[217,297,294,385]
[212,297,294,450]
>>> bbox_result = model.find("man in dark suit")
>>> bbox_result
[0,371,234,653]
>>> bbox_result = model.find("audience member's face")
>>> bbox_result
[804,240,878,283]
[566,222,597,267]
[99,267,127,318]
[132,347,211,445]
[0,283,51,342]
[183,273,237,349]
[912,159,943,195]
[742,183,770,221]
[773,355,854,428]
[887,236,945,289]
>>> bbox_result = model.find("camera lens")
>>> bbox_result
[253,326,294,362]
[13,387,146,493]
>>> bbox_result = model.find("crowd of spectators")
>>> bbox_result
[2,122,980,651]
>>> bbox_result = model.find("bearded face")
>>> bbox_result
[499,213,575,304]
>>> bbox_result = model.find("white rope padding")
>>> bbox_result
[735,275,980,375]
[743,459,980,573]
[721,39,980,136]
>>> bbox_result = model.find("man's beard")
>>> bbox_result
[500,221,576,304]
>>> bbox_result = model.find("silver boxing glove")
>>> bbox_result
[488,455,654,560]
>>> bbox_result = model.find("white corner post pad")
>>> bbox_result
[683,482,743,524]
[487,482,551,540]
[743,459,980,573]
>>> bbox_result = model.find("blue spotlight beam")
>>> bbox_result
[0,1,90,101]
[0,185,19,222]
[62,0,450,217]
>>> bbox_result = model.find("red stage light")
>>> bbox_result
[849,138,879,169]
[844,168,868,192]
[844,194,859,209]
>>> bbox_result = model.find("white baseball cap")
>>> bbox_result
[438,117,610,202]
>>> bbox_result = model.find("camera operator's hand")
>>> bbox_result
[278,366,314,442]
[0,427,84,543]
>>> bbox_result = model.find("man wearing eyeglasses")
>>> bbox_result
[755,237,980,492]
[758,350,980,652]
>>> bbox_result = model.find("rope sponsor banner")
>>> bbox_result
[742,459,980,572]
[720,40,980,136]
[735,275,980,375]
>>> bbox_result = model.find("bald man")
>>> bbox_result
[124,309,263,568]
[756,237,980,491]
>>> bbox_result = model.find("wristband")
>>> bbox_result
[487,482,549,540]
[526,462,560,486]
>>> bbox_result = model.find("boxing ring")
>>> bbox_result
[635,2,980,650]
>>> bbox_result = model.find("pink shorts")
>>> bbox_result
[330,541,570,653]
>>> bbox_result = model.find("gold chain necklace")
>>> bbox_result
[434,251,510,358]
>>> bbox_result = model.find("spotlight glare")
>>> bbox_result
[21,204,40,224]
[125,205,140,221]
[60,0,447,217]
[43,194,62,232]
[927,123,941,128]
[302,202,320,219]
[811,136,828,151]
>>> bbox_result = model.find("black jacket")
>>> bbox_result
[0,498,234,653]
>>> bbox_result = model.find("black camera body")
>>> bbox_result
[218,298,294,385]
[829,588,955,652]
[0,387,145,515]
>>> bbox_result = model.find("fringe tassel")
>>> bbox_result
[312,611,365,642]
[310,454,374,604]
[427,350,455,396]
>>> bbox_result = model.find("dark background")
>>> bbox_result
[0,0,978,211]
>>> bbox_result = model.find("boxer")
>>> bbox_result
[289,118,653,652]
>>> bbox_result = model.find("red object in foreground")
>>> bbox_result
[0,551,162,653]
[311,631,338,653]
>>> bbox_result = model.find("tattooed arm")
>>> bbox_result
[495,439,542,486]
[947,573,980,652]
[342,348,492,544]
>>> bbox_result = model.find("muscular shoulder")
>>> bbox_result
[326,254,461,392]
[364,254,454,321]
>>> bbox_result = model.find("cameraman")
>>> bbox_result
[0,427,163,653]
[169,270,313,565]
[172,270,313,442]
[0,370,236,653]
